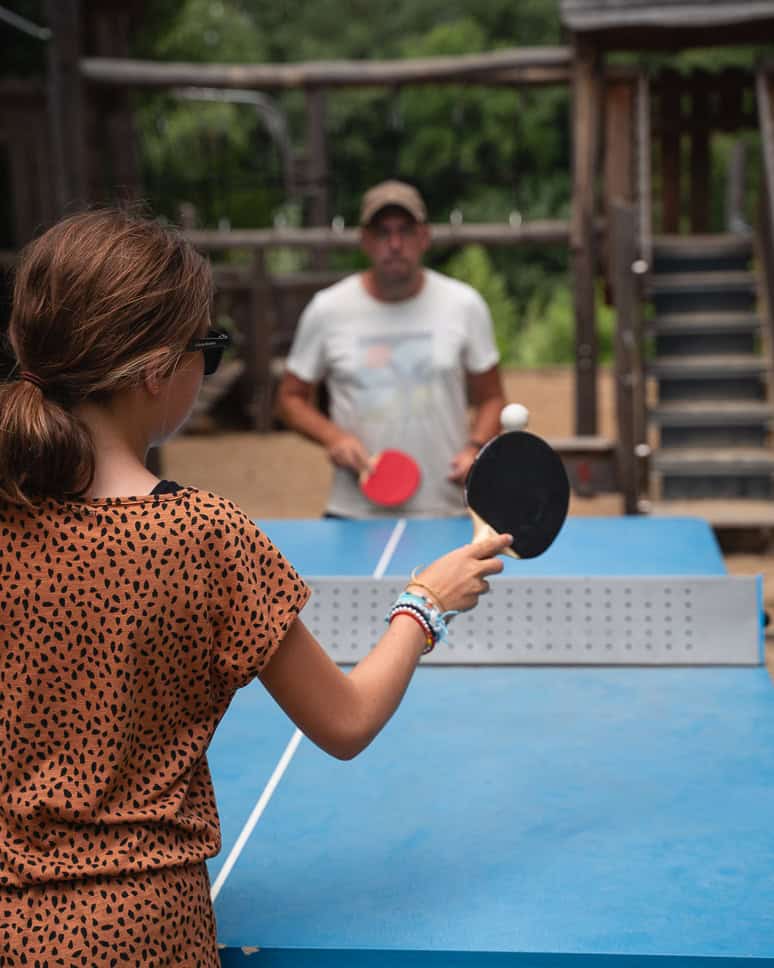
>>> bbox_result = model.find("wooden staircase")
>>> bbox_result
[645,234,774,537]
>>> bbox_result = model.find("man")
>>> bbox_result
[276,179,506,518]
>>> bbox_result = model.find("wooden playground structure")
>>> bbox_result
[2,0,774,538]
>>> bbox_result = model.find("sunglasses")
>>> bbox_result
[186,328,231,376]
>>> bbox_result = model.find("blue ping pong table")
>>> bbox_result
[208,517,774,966]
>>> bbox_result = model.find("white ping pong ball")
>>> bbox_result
[500,403,529,432]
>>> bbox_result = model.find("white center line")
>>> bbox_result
[373,518,407,579]
[210,728,303,902]
[210,518,407,902]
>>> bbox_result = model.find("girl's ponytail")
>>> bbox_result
[0,378,94,504]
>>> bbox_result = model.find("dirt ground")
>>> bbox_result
[162,365,774,668]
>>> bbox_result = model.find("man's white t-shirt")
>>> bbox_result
[285,268,500,518]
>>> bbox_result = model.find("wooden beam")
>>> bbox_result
[570,41,602,435]
[566,20,774,51]
[183,219,573,251]
[562,5,774,33]
[80,48,574,90]
[470,66,572,87]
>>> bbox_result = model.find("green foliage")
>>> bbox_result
[442,245,614,366]
[151,0,265,63]
[130,0,568,230]
[515,281,615,367]
[443,245,520,356]
[133,0,282,224]
[136,88,285,225]
[240,0,561,62]
[139,99,248,180]
[265,202,306,275]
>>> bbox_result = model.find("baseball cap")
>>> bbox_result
[359,180,427,226]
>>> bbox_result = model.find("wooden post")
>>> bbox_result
[635,73,653,271]
[658,70,682,235]
[756,70,774,372]
[690,75,711,234]
[0,86,55,244]
[45,0,88,212]
[604,80,635,208]
[603,78,636,291]
[6,138,33,244]
[88,2,141,203]
[719,68,744,134]
[239,249,277,431]
[570,41,601,435]
[32,105,56,230]
[304,87,329,269]
[610,202,646,514]
[726,140,747,232]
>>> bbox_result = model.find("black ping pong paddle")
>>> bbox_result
[464,430,570,559]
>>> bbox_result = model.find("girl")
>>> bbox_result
[0,209,510,965]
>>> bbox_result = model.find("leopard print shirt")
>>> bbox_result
[0,487,310,888]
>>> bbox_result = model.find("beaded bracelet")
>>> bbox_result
[388,606,435,654]
[386,591,455,655]
[406,579,460,628]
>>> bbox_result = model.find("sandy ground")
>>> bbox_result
[162,365,774,669]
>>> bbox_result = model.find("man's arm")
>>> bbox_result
[276,371,370,473]
[448,364,506,484]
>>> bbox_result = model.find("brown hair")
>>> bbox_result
[0,208,213,505]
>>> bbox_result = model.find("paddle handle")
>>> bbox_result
[469,508,519,559]
[358,452,379,485]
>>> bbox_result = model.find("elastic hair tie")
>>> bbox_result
[19,371,45,390]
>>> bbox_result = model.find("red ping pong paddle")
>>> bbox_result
[465,431,569,558]
[360,449,421,507]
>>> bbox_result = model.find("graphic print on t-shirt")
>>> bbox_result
[356,331,435,427]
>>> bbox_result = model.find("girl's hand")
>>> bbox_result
[408,531,512,614]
